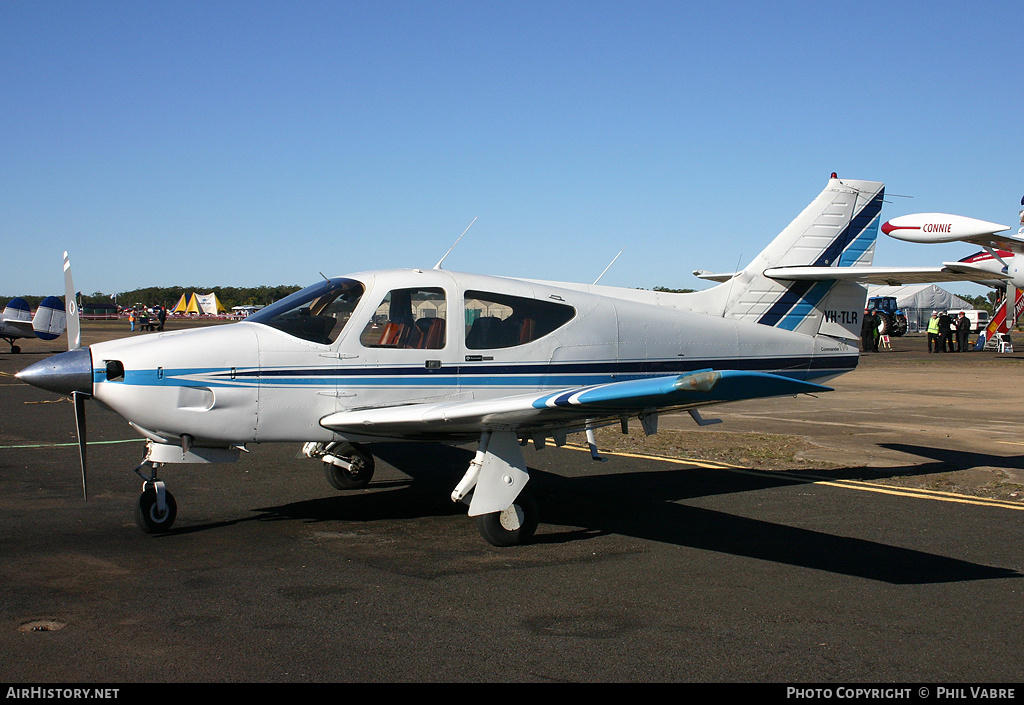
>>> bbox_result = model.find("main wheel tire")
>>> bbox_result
[475,492,540,547]
[323,443,375,490]
[134,488,177,534]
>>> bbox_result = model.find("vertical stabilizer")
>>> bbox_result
[32,296,67,341]
[693,175,884,339]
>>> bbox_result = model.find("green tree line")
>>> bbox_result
[3,285,304,312]
[954,291,998,314]
[2,285,1004,315]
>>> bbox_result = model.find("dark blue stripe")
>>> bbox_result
[812,191,884,268]
[756,280,815,327]
[236,355,857,379]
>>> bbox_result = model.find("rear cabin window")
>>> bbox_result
[359,287,447,349]
[464,290,575,349]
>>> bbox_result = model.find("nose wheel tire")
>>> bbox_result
[475,492,539,547]
[134,488,177,534]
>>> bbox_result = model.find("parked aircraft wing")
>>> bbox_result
[320,369,831,439]
[2,319,36,338]
[762,264,1010,287]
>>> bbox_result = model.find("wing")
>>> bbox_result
[0,319,36,339]
[762,263,1011,287]
[319,369,831,441]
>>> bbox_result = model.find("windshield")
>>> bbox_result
[247,277,365,344]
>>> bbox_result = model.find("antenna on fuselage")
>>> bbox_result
[434,217,478,270]
[593,249,625,285]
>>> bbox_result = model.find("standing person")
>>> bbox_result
[955,311,971,352]
[861,308,877,352]
[927,311,940,353]
[129,309,135,332]
[158,305,167,332]
[937,310,952,352]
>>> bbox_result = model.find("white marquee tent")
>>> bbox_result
[868,284,973,332]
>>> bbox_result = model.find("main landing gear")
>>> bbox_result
[474,491,539,547]
[306,433,540,547]
[303,441,376,490]
[132,461,177,533]
[452,430,538,547]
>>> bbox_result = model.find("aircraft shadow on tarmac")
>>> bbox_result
[877,443,1024,473]
[186,442,1020,587]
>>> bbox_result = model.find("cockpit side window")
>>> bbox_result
[247,278,364,345]
[464,290,576,349]
[359,287,447,349]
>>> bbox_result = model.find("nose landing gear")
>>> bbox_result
[133,461,177,533]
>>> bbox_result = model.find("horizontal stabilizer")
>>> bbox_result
[763,264,1010,287]
[692,269,737,283]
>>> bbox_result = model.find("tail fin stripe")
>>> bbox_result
[815,192,883,268]
[775,281,835,331]
[757,280,816,327]
[837,195,883,266]
[756,191,882,328]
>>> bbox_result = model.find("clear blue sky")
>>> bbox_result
[2,0,1022,300]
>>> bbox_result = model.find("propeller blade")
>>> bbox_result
[63,251,80,351]
[73,390,88,501]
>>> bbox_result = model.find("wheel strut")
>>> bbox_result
[132,460,176,533]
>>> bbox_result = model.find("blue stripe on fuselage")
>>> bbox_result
[94,355,858,393]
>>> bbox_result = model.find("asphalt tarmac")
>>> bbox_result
[2,323,1023,684]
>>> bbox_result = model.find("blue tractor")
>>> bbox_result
[867,296,909,337]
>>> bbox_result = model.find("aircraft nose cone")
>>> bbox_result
[16,347,93,397]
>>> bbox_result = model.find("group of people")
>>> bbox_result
[927,310,972,353]
[861,308,973,353]
[128,305,167,333]
[860,309,883,352]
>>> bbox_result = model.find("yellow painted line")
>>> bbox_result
[562,443,739,470]
[562,443,1024,511]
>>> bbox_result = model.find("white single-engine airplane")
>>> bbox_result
[1,295,66,353]
[20,174,961,546]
